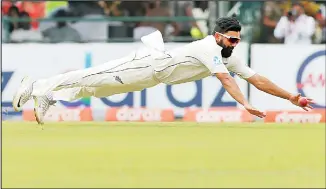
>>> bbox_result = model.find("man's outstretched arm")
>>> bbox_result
[247,74,314,111]
[215,73,266,118]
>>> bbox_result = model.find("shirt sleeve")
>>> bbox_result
[274,16,288,39]
[199,52,229,74]
[188,36,229,74]
[226,56,256,79]
[297,16,316,37]
[194,48,229,74]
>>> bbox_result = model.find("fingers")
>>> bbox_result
[249,109,266,118]
[260,112,266,118]
[254,112,264,118]
[253,111,263,118]
[307,105,313,109]
[307,99,315,104]
[258,113,266,118]
[302,97,315,110]
[302,107,309,111]
[257,110,266,118]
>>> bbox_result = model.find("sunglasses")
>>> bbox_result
[215,32,241,44]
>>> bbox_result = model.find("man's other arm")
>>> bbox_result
[247,74,314,110]
[247,74,292,100]
[216,73,266,118]
[215,73,249,106]
[228,56,292,101]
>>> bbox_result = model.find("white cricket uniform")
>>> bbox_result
[31,31,256,101]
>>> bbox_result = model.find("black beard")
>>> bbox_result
[221,47,234,58]
[216,40,234,58]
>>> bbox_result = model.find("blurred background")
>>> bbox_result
[1,0,325,123]
[2,1,325,188]
[1,0,326,43]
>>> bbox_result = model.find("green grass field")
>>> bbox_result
[2,121,325,188]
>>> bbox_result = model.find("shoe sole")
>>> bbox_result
[12,76,31,112]
[33,97,43,125]
[34,108,41,124]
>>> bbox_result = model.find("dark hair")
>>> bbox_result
[8,5,20,16]
[20,11,29,17]
[54,9,68,28]
[8,5,20,33]
[212,16,241,34]
[54,9,68,18]
[18,11,31,30]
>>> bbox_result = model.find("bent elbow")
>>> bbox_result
[216,73,232,86]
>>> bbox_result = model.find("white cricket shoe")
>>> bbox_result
[33,94,57,125]
[12,76,34,112]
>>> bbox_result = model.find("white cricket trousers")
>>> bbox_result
[31,52,161,101]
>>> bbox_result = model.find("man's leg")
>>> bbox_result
[31,53,139,97]
[51,86,119,102]
[13,52,157,110]
[32,84,133,125]
[51,87,96,101]
[30,87,95,125]
[25,55,160,124]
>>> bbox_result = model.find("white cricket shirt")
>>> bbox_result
[140,31,256,84]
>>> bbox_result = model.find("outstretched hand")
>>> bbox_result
[244,104,266,118]
[289,93,314,111]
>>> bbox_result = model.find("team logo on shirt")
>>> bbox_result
[213,56,222,65]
